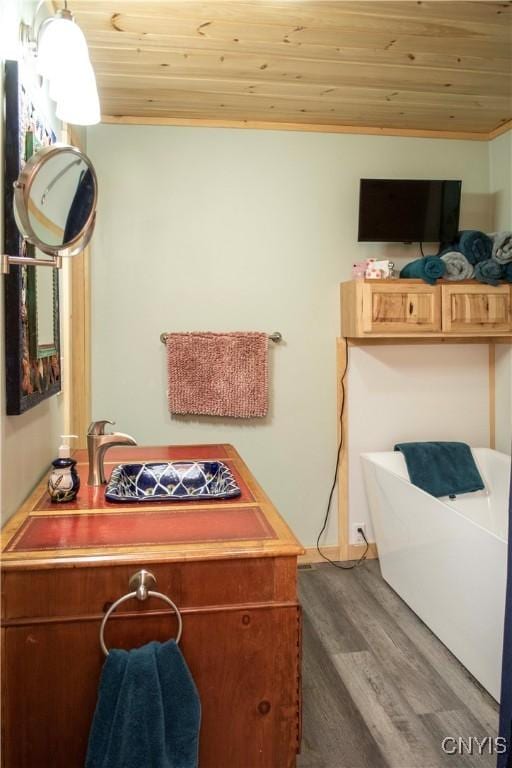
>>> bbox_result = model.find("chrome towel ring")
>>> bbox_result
[99,569,183,656]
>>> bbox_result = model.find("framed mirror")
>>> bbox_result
[27,265,59,360]
[3,60,98,414]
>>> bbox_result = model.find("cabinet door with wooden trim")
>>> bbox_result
[441,284,511,333]
[2,606,301,768]
[362,282,441,334]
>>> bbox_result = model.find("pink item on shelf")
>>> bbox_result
[366,266,385,278]
[352,258,375,279]
[166,332,268,418]
[366,259,394,278]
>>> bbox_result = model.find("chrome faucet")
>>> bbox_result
[87,420,137,486]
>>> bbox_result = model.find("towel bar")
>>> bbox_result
[99,569,183,655]
[160,331,282,344]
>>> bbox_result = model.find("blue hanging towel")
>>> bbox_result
[86,640,201,768]
[394,441,484,498]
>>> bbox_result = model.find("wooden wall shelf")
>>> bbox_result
[341,279,512,344]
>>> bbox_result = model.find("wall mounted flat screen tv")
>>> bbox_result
[358,179,462,243]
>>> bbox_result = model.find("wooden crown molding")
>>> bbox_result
[100,114,499,141]
[488,119,512,140]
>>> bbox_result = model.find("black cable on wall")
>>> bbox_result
[316,341,369,570]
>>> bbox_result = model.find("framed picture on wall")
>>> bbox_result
[3,59,61,415]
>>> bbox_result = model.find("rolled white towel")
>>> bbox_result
[440,250,475,280]
[490,232,512,264]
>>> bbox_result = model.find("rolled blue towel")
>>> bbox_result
[491,232,512,264]
[474,258,503,286]
[504,263,512,282]
[395,441,484,498]
[440,249,474,280]
[400,256,446,285]
[457,230,493,265]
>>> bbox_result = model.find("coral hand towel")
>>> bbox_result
[166,332,268,418]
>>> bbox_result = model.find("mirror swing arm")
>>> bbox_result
[2,143,98,274]
[2,243,62,274]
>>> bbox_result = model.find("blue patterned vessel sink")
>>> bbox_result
[105,461,241,503]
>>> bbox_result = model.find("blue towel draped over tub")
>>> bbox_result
[394,441,485,498]
[86,640,201,768]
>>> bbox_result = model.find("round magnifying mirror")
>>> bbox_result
[14,143,98,258]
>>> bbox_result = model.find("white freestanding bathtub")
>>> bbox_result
[361,447,510,701]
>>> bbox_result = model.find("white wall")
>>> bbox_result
[88,124,491,548]
[348,344,490,542]
[496,345,512,454]
[0,0,65,525]
[490,131,512,233]
[490,130,512,455]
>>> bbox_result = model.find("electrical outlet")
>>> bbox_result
[353,523,367,544]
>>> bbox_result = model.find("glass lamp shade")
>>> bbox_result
[36,14,101,126]
[48,46,92,103]
[56,64,101,125]
[48,53,94,101]
[36,17,89,81]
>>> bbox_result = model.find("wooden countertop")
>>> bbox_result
[1,444,303,570]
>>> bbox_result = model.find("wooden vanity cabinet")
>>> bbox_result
[341,279,512,339]
[1,445,303,768]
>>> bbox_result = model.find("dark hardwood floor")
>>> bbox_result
[297,560,499,768]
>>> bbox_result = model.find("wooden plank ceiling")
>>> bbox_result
[55,1,512,135]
